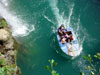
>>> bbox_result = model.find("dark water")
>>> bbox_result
[0,0,100,75]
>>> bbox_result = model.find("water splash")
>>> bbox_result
[0,2,35,37]
[0,0,8,6]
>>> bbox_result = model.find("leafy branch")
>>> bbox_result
[0,19,7,28]
[45,59,59,75]
[83,53,100,75]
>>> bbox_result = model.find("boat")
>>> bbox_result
[57,25,81,58]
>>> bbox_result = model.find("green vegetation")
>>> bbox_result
[83,53,100,75]
[80,72,85,75]
[45,59,59,75]
[0,52,5,66]
[46,53,100,75]
[0,52,17,75]
[0,19,7,28]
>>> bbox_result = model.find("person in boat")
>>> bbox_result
[58,24,66,34]
[58,24,66,41]
[58,24,73,44]
[65,31,73,43]
[61,34,73,44]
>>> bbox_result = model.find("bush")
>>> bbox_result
[0,19,7,28]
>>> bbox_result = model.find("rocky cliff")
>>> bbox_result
[0,18,21,75]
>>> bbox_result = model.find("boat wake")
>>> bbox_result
[0,1,35,37]
[48,0,66,27]
[44,15,55,25]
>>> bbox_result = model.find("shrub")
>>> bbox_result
[0,19,7,28]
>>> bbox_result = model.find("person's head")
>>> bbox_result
[61,24,64,27]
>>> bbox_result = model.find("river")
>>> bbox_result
[0,0,100,75]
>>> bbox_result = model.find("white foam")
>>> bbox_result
[0,0,9,6]
[44,15,55,24]
[66,4,74,27]
[0,2,35,37]
[48,0,75,28]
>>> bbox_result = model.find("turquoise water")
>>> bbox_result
[0,0,100,75]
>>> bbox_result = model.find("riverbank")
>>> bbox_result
[0,18,21,75]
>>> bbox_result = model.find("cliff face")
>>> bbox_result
[0,18,21,75]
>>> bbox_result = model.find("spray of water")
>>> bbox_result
[0,0,9,7]
[0,2,35,37]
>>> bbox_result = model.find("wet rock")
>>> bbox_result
[0,29,10,42]
[4,38,14,50]
[7,50,15,56]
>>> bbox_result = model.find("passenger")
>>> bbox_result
[66,38,71,43]
[65,31,73,43]
[66,31,72,35]
[61,38,66,44]
[60,24,65,29]
[64,33,68,38]
[58,24,74,44]
[58,29,63,35]
[60,36,64,41]
[58,24,66,38]
[59,24,66,32]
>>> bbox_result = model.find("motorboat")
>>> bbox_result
[57,25,81,58]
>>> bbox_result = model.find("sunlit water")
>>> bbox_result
[0,0,100,75]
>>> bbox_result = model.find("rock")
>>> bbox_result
[7,50,15,56]
[0,55,5,60]
[0,29,10,42]
[0,19,22,75]
[5,50,15,64]
[4,38,14,50]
